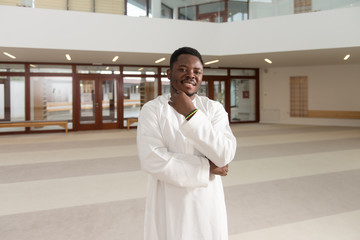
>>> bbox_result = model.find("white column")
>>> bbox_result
[151,0,162,18]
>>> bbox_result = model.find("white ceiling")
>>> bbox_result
[1,46,359,69]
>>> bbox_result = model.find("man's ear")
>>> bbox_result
[167,69,172,80]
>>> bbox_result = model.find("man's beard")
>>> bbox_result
[171,84,197,97]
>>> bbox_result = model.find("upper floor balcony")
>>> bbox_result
[1,0,360,23]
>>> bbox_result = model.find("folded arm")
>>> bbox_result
[137,104,210,188]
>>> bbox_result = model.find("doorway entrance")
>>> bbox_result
[202,76,230,115]
[77,76,120,130]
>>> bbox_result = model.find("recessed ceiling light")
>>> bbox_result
[112,56,119,62]
[3,52,16,59]
[205,60,219,65]
[66,54,71,61]
[344,54,350,60]
[155,58,166,63]
[264,58,272,64]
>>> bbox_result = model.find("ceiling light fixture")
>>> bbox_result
[112,56,119,62]
[204,60,219,65]
[264,58,272,64]
[155,58,166,63]
[138,68,144,71]
[66,54,71,61]
[3,52,16,59]
[344,54,350,60]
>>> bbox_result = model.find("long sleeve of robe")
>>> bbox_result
[137,94,237,240]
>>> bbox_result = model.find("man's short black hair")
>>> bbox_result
[169,47,204,70]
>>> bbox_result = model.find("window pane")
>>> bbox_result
[0,76,26,132]
[228,1,248,22]
[123,77,141,127]
[76,65,120,74]
[203,68,227,76]
[123,67,158,75]
[161,3,173,19]
[230,79,256,122]
[214,81,225,107]
[161,77,170,95]
[199,2,225,14]
[102,79,117,123]
[161,68,169,76]
[30,77,73,130]
[30,64,72,73]
[0,64,25,72]
[198,81,208,97]
[230,69,256,76]
[127,0,147,16]
[179,6,196,20]
[80,80,95,124]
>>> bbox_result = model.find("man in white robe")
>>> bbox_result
[137,47,237,240]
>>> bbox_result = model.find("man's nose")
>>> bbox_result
[187,70,195,79]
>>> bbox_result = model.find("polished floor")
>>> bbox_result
[0,124,360,240]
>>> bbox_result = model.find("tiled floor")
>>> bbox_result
[0,124,359,240]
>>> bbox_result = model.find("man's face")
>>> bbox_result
[167,54,203,98]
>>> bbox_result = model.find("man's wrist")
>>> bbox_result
[185,109,198,121]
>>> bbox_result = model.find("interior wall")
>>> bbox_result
[260,63,360,127]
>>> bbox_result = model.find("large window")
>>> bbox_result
[0,62,259,134]
[0,76,25,132]
[30,76,73,130]
[123,74,158,127]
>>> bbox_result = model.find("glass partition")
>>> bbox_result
[230,69,256,76]
[30,64,72,73]
[230,78,256,122]
[30,76,73,129]
[123,66,158,75]
[204,68,227,76]
[0,76,25,132]
[76,65,120,74]
[0,64,25,72]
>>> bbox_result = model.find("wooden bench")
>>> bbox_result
[0,121,68,134]
[125,118,138,131]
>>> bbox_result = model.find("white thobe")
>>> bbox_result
[137,93,237,240]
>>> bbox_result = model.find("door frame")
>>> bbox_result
[74,75,122,131]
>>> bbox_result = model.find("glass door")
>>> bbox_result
[214,80,226,107]
[202,76,229,114]
[230,79,257,122]
[78,77,119,130]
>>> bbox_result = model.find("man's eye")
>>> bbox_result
[195,71,202,75]
[179,68,186,72]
